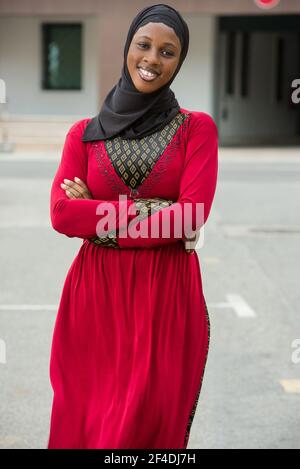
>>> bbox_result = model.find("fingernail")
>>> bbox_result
[74,177,80,182]
[64,179,70,183]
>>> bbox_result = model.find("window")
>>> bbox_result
[225,31,236,95]
[275,36,284,102]
[42,23,82,90]
[241,32,251,98]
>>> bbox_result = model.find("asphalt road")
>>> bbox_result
[0,149,299,449]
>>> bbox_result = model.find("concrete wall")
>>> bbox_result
[0,13,217,118]
[173,15,216,114]
[0,15,100,117]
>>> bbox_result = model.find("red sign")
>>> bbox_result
[254,0,281,9]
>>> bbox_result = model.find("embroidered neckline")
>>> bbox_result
[92,111,191,200]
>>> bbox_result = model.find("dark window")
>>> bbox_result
[241,32,250,98]
[42,23,82,90]
[275,37,284,102]
[225,31,236,95]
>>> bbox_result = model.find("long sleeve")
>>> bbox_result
[117,112,218,249]
[50,120,135,240]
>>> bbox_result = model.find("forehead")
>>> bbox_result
[134,22,181,48]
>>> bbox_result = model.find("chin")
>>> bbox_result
[134,82,156,93]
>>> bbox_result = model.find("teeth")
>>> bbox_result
[139,68,156,77]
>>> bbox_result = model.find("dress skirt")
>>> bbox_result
[47,239,210,449]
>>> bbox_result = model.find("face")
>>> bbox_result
[126,22,182,94]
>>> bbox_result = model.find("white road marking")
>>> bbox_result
[0,305,58,311]
[225,294,257,317]
[0,154,60,161]
[208,294,257,317]
[279,380,300,394]
[0,222,51,228]
[0,296,256,317]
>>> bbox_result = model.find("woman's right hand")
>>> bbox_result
[60,177,93,199]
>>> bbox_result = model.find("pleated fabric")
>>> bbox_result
[48,241,210,449]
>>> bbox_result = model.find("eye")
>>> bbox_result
[137,43,174,57]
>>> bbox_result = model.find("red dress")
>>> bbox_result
[47,107,218,449]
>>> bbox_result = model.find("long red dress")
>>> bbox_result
[47,107,218,449]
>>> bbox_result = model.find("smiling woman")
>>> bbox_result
[127,22,182,93]
[48,3,218,450]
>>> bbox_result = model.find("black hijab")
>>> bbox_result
[82,3,189,142]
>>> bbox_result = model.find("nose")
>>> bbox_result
[144,48,160,65]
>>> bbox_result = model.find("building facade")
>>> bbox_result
[0,0,299,147]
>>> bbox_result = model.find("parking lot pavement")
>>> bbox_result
[0,147,299,449]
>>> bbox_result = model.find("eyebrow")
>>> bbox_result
[137,35,178,49]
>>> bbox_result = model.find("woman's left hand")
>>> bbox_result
[184,230,200,254]
[60,177,93,199]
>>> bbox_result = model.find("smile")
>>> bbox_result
[137,67,159,82]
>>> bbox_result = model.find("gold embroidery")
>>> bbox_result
[104,112,189,190]
[134,197,173,222]
[87,197,173,247]
[88,231,119,249]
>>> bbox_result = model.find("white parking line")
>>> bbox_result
[0,295,257,317]
[0,222,51,228]
[208,294,257,317]
[0,154,60,162]
[226,294,256,317]
[279,380,300,394]
[0,305,58,310]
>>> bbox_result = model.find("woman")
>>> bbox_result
[48,3,218,449]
